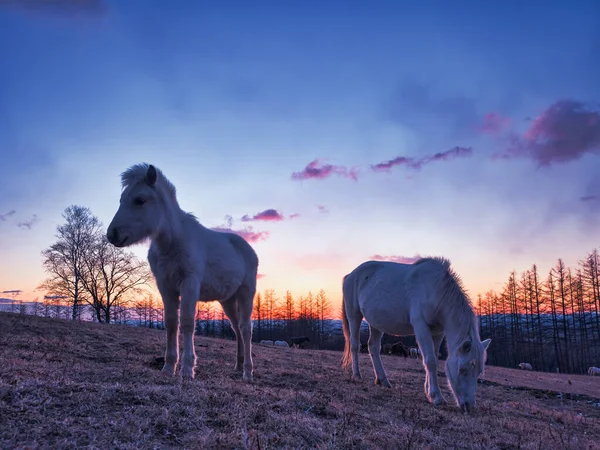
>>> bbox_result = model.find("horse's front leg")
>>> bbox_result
[413,323,446,405]
[158,284,180,376]
[179,276,201,380]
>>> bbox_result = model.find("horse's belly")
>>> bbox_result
[359,293,414,336]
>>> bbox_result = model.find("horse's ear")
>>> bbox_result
[481,338,491,350]
[461,340,472,353]
[146,165,157,186]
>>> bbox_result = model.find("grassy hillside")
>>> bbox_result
[1,312,599,449]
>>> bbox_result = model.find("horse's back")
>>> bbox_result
[199,228,259,300]
[345,257,453,336]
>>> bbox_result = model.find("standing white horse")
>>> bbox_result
[107,163,258,381]
[341,257,491,413]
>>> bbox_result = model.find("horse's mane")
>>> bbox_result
[415,256,479,346]
[121,163,178,202]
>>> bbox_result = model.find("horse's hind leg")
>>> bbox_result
[347,309,363,381]
[220,296,244,372]
[234,284,255,382]
[368,326,391,388]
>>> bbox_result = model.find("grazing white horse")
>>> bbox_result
[588,366,600,376]
[107,163,258,381]
[518,362,533,371]
[274,340,290,348]
[342,257,491,413]
[260,340,274,346]
[409,347,419,359]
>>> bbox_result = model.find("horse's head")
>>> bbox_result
[445,337,491,413]
[107,164,165,247]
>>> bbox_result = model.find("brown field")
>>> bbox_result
[1,312,599,449]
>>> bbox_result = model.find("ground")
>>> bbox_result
[1,312,599,449]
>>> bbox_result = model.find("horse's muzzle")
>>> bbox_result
[107,226,128,247]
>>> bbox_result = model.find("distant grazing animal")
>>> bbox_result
[588,366,600,376]
[518,362,533,371]
[409,347,420,359]
[341,257,492,413]
[389,341,409,357]
[289,336,311,348]
[107,163,258,381]
[260,340,274,346]
[382,344,392,354]
[274,340,290,348]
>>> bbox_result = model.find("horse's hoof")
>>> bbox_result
[429,393,446,406]
[376,378,392,388]
[243,372,254,382]
[181,366,195,380]
[161,363,176,375]
[351,374,362,382]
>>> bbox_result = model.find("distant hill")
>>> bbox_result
[1,311,599,449]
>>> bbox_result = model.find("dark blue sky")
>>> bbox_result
[1,0,599,303]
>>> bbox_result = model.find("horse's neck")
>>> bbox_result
[441,307,476,351]
[153,204,188,253]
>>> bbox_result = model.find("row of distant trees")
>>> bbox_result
[477,249,600,375]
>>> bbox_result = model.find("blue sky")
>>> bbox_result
[1,0,599,307]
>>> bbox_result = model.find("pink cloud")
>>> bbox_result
[495,100,600,166]
[370,254,422,264]
[209,226,270,243]
[371,146,472,172]
[292,159,359,181]
[241,209,285,222]
[257,273,266,279]
[317,205,329,214]
[289,213,301,219]
[479,112,511,135]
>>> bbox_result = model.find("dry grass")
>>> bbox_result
[1,312,599,449]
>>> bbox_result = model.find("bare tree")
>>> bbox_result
[79,236,151,324]
[39,205,102,320]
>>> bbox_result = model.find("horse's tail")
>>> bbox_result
[341,274,352,371]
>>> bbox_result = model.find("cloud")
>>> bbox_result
[370,254,422,264]
[241,209,285,222]
[289,213,301,219]
[495,100,600,166]
[17,214,39,230]
[0,210,16,221]
[1,289,22,295]
[291,159,359,181]
[479,113,512,135]
[371,146,473,172]
[581,195,600,201]
[257,273,266,279]
[0,0,106,17]
[317,205,329,214]
[209,226,270,243]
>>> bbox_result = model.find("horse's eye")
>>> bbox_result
[134,197,146,206]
